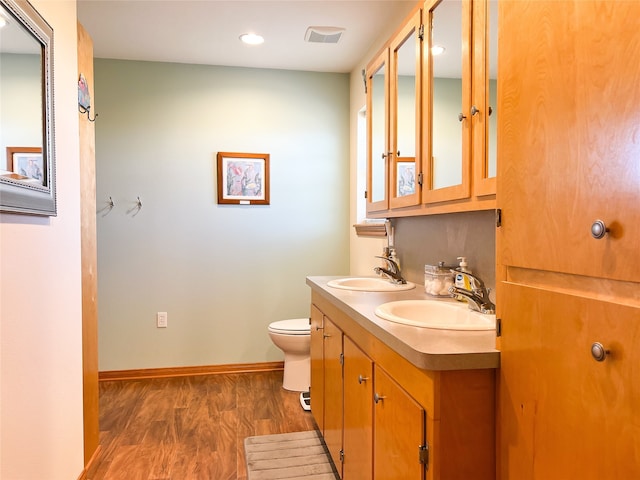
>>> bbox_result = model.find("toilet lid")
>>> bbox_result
[268,318,310,335]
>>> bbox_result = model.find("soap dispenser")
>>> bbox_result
[454,256,472,300]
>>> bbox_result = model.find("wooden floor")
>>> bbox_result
[86,370,317,480]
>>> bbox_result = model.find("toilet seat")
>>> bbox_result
[268,318,310,335]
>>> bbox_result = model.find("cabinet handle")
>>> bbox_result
[323,333,331,338]
[315,325,323,331]
[374,392,386,404]
[488,106,494,116]
[591,342,610,362]
[358,375,369,384]
[381,151,393,159]
[458,112,467,122]
[591,220,609,239]
[471,105,480,116]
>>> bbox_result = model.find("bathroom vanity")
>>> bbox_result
[307,276,498,480]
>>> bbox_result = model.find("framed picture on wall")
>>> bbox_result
[216,152,270,205]
[6,147,44,184]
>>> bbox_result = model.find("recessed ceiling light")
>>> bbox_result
[240,33,264,45]
[431,45,445,56]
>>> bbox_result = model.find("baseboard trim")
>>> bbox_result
[77,445,102,480]
[99,361,285,382]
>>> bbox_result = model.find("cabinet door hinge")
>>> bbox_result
[417,171,424,187]
[419,443,429,470]
[496,318,502,337]
[339,352,344,366]
[496,208,502,227]
[418,24,425,41]
[340,449,344,463]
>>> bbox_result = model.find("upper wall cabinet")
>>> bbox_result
[423,0,497,204]
[365,0,497,218]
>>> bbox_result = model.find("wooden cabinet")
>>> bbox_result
[367,6,423,214]
[497,1,640,477]
[373,365,426,480]
[499,284,640,479]
[365,0,497,218]
[310,292,495,480]
[310,306,344,476]
[323,317,344,476]
[310,304,325,432]
[343,336,373,478]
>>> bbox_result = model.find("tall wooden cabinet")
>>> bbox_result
[497,1,640,478]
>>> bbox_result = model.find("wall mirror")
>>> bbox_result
[0,0,56,216]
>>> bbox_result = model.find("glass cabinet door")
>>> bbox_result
[423,0,472,203]
[473,0,497,196]
[366,49,390,213]
[389,9,423,209]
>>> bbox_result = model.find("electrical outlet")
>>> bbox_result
[157,312,168,328]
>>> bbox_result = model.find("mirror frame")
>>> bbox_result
[0,0,56,216]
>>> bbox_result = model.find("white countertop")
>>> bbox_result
[307,275,500,371]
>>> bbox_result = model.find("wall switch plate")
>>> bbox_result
[157,312,168,328]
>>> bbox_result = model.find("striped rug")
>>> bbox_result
[244,430,339,479]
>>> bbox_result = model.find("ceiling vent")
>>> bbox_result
[304,26,345,44]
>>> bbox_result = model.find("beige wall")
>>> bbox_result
[0,1,85,478]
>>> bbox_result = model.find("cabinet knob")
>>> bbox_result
[374,392,386,404]
[591,342,610,362]
[591,220,609,239]
[358,375,369,384]
[458,112,467,122]
[471,105,480,116]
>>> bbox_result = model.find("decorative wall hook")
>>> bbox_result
[108,196,114,207]
[136,196,142,208]
[78,73,98,122]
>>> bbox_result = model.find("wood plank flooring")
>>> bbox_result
[86,370,316,480]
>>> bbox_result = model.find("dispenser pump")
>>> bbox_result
[457,256,469,272]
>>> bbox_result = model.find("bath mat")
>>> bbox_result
[244,430,339,479]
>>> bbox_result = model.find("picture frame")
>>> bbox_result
[6,147,44,184]
[217,152,270,205]
[396,158,416,197]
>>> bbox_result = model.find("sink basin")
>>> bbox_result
[374,299,495,331]
[326,277,416,292]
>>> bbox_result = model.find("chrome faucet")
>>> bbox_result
[448,270,495,314]
[374,256,407,284]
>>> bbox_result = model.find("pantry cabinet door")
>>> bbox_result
[373,365,425,480]
[499,283,640,479]
[498,0,640,282]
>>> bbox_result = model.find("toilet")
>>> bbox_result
[268,318,311,392]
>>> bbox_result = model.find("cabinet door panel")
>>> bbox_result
[499,283,640,479]
[498,0,640,281]
[310,305,324,431]
[367,49,390,214]
[374,365,425,480]
[343,337,373,479]
[324,318,344,477]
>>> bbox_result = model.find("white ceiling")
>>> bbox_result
[76,0,417,73]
